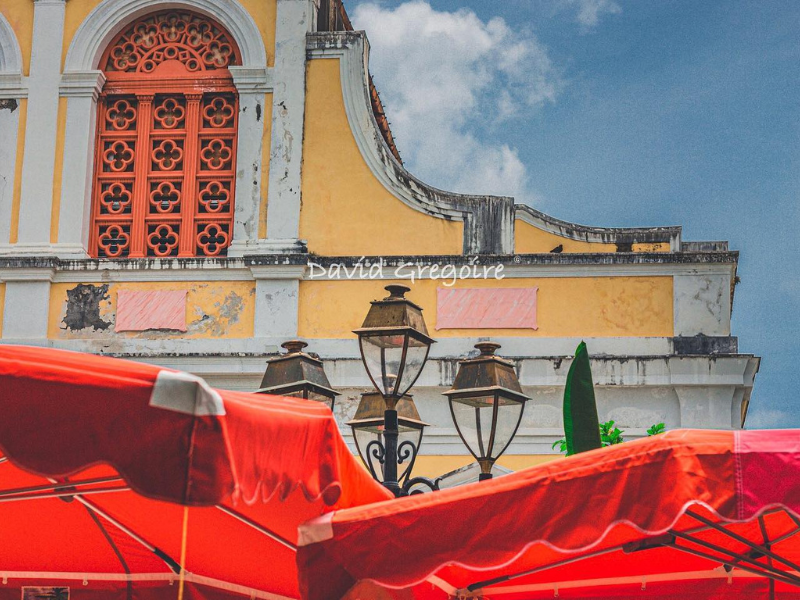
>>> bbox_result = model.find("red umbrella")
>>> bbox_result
[0,345,391,599]
[298,429,800,600]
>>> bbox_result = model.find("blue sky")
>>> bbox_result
[346,0,800,427]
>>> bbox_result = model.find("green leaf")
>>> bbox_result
[563,341,602,455]
[647,422,666,436]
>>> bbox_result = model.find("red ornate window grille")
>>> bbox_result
[90,11,242,258]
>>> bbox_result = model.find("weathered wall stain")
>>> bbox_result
[62,284,112,331]
[188,288,250,337]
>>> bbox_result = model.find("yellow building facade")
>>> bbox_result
[0,0,758,481]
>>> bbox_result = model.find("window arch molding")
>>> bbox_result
[64,0,266,72]
[56,0,269,258]
[0,10,23,75]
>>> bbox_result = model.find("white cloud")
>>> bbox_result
[353,1,562,204]
[746,409,793,429]
[563,0,622,30]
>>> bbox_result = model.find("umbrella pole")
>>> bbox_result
[177,506,189,600]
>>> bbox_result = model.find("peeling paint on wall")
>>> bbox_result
[62,284,112,332]
[49,282,256,339]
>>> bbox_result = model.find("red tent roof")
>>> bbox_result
[0,345,391,599]
[298,429,800,599]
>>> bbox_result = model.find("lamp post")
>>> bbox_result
[353,285,440,496]
[257,340,339,410]
[445,342,530,480]
[347,392,429,488]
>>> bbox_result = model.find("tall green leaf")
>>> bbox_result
[563,341,602,455]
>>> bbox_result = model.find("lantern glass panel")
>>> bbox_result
[491,397,525,459]
[451,394,525,460]
[396,336,431,398]
[353,425,381,468]
[450,395,495,460]
[360,333,407,396]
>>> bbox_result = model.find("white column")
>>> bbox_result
[227,66,274,256]
[16,0,66,254]
[264,0,316,251]
[250,264,305,340]
[55,71,105,258]
[1,268,55,340]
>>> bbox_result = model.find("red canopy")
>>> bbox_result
[0,345,391,599]
[298,429,800,600]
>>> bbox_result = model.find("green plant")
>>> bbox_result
[553,421,665,455]
[600,420,624,446]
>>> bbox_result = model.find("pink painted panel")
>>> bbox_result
[115,290,188,332]
[436,287,538,330]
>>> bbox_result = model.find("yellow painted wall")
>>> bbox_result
[9,97,27,244]
[300,58,463,256]
[50,97,68,243]
[412,454,559,478]
[299,276,674,339]
[62,0,277,69]
[0,1,33,75]
[515,220,615,254]
[48,281,255,339]
[633,242,670,252]
[515,220,671,254]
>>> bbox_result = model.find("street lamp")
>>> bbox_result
[353,285,435,403]
[347,392,429,487]
[353,284,438,496]
[257,340,339,410]
[258,288,530,496]
[445,342,530,480]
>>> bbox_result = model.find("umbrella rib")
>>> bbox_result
[464,522,720,593]
[685,509,800,574]
[73,495,183,574]
[666,540,800,588]
[216,505,297,551]
[0,476,124,498]
[0,485,130,503]
[669,530,800,585]
[82,504,134,600]
[466,545,623,592]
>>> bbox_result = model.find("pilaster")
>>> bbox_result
[249,264,305,340]
[0,268,55,340]
[55,71,106,258]
[16,0,66,253]
[674,268,733,336]
[265,0,317,244]
[227,66,276,256]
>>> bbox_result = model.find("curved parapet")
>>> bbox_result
[306,31,686,256]
[307,31,514,255]
[515,205,681,253]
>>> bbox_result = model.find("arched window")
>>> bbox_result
[90,11,241,258]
